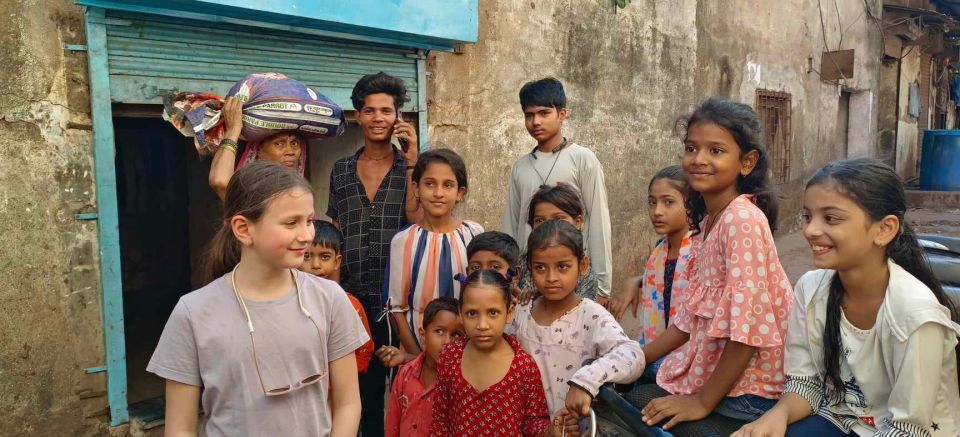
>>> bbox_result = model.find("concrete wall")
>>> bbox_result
[428,0,700,313]
[0,0,109,435]
[693,0,883,230]
[427,0,884,300]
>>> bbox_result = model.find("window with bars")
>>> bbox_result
[755,90,792,184]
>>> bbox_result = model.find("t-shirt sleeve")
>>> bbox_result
[326,284,370,362]
[570,305,645,394]
[577,150,613,295]
[387,231,408,309]
[882,322,955,436]
[501,162,521,239]
[708,206,787,347]
[146,298,201,386]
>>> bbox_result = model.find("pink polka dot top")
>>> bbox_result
[656,194,794,399]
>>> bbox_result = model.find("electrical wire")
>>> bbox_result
[835,0,844,49]
[817,0,849,83]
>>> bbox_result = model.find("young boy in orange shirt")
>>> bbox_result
[300,220,374,373]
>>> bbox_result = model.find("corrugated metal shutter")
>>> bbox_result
[103,10,420,110]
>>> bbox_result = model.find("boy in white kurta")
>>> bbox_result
[502,77,613,299]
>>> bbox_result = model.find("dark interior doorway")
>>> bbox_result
[113,115,222,408]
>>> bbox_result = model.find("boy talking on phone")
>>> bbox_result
[326,71,422,436]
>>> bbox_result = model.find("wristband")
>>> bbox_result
[220,139,238,154]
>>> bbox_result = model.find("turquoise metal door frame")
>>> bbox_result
[83,6,129,426]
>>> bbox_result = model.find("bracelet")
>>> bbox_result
[220,139,238,154]
[405,164,415,171]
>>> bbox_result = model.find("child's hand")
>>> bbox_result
[641,394,710,430]
[595,295,609,307]
[547,409,580,437]
[375,345,407,368]
[731,412,787,437]
[609,276,641,321]
[564,384,593,417]
[518,287,539,306]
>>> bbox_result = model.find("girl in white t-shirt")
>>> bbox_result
[148,161,368,437]
[735,159,960,437]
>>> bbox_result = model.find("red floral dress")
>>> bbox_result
[430,335,551,436]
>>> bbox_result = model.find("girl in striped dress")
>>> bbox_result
[386,148,483,354]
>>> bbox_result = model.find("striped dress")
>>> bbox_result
[385,221,483,349]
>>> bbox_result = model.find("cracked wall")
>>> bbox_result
[694,0,884,231]
[0,1,108,435]
[427,0,884,304]
[428,1,700,326]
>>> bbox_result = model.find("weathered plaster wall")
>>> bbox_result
[427,0,884,297]
[694,0,884,231]
[428,0,700,310]
[0,0,108,434]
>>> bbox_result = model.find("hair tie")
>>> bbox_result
[453,273,469,285]
[222,219,229,228]
[504,269,515,282]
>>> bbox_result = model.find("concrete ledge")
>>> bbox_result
[906,190,960,209]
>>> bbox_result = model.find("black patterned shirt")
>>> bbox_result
[327,147,409,307]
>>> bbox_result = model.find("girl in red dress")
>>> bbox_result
[430,269,569,436]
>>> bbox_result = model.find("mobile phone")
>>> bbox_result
[395,115,409,153]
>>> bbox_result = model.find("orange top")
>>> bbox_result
[346,293,375,373]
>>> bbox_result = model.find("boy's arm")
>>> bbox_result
[578,152,613,296]
[329,353,362,437]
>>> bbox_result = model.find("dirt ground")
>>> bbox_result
[774,207,960,284]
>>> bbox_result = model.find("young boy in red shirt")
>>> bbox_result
[385,297,462,437]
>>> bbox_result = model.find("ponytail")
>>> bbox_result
[202,223,242,285]
[822,273,845,403]
[808,158,960,399]
[201,161,312,285]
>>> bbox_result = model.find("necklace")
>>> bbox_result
[703,196,737,238]
[529,138,568,187]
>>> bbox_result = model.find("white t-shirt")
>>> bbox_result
[837,310,885,436]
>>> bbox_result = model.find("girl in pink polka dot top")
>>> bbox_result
[627,97,793,433]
